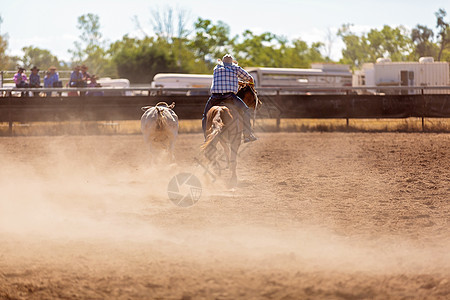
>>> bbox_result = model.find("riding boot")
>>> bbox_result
[243,110,257,143]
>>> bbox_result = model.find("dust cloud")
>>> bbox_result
[0,133,449,298]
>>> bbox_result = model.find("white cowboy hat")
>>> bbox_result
[222,54,234,64]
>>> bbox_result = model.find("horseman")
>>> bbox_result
[202,54,258,143]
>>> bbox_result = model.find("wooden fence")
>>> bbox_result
[0,87,449,135]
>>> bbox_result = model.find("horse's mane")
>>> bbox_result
[237,83,259,109]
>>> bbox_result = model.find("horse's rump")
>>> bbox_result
[201,106,234,150]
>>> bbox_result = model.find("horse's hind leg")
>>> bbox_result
[229,140,240,187]
[220,139,230,169]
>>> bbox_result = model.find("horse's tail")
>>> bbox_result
[200,107,229,151]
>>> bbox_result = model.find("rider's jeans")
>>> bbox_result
[202,92,251,136]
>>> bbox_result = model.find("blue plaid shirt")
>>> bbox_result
[210,63,253,94]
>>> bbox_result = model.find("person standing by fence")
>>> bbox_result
[29,66,41,88]
[14,67,28,88]
[81,65,91,86]
[44,66,60,88]
[69,65,83,96]
[29,66,41,97]
[14,67,29,97]
[69,65,83,87]
[44,66,61,97]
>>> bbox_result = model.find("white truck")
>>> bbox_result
[353,57,450,94]
[150,73,212,95]
[97,77,132,96]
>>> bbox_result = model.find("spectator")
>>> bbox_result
[81,65,91,86]
[14,67,29,96]
[29,66,41,88]
[44,66,61,88]
[69,65,83,87]
[86,75,104,96]
[88,75,101,87]
[14,67,28,88]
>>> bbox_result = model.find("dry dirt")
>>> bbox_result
[0,132,449,299]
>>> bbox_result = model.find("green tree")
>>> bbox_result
[435,8,450,61]
[275,39,325,68]
[338,24,413,68]
[0,15,17,70]
[233,30,326,68]
[134,6,196,72]
[411,25,438,59]
[20,46,59,69]
[233,30,279,66]
[367,25,412,61]
[109,36,181,83]
[69,13,116,77]
[188,18,232,69]
[0,33,10,70]
[337,24,372,68]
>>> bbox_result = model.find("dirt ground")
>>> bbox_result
[0,132,449,299]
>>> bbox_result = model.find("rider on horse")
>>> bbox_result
[201,54,258,143]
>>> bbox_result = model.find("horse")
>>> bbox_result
[140,102,179,162]
[201,82,261,185]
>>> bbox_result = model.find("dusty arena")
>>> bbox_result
[0,132,449,299]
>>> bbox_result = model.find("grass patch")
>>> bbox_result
[0,118,448,136]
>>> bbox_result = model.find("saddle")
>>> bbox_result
[210,94,233,106]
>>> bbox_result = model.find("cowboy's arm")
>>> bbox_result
[236,66,253,83]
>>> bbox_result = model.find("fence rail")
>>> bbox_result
[1,85,450,94]
[0,87,449,135]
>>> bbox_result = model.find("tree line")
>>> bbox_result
[0,8,449,83]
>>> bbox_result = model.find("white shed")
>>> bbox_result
[353,57,449,94]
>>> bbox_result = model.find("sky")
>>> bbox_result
[0,0,448,63]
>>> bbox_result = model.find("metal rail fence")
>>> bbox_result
[0,86,449,136]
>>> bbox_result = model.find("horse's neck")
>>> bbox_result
[237,86,254,108]
[236,87,246,99]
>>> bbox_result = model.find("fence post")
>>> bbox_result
[8,97,13,136]
[421,88,425,132]
[79,91,85,133]
[276,89,281,131]
[346,90,350,130]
